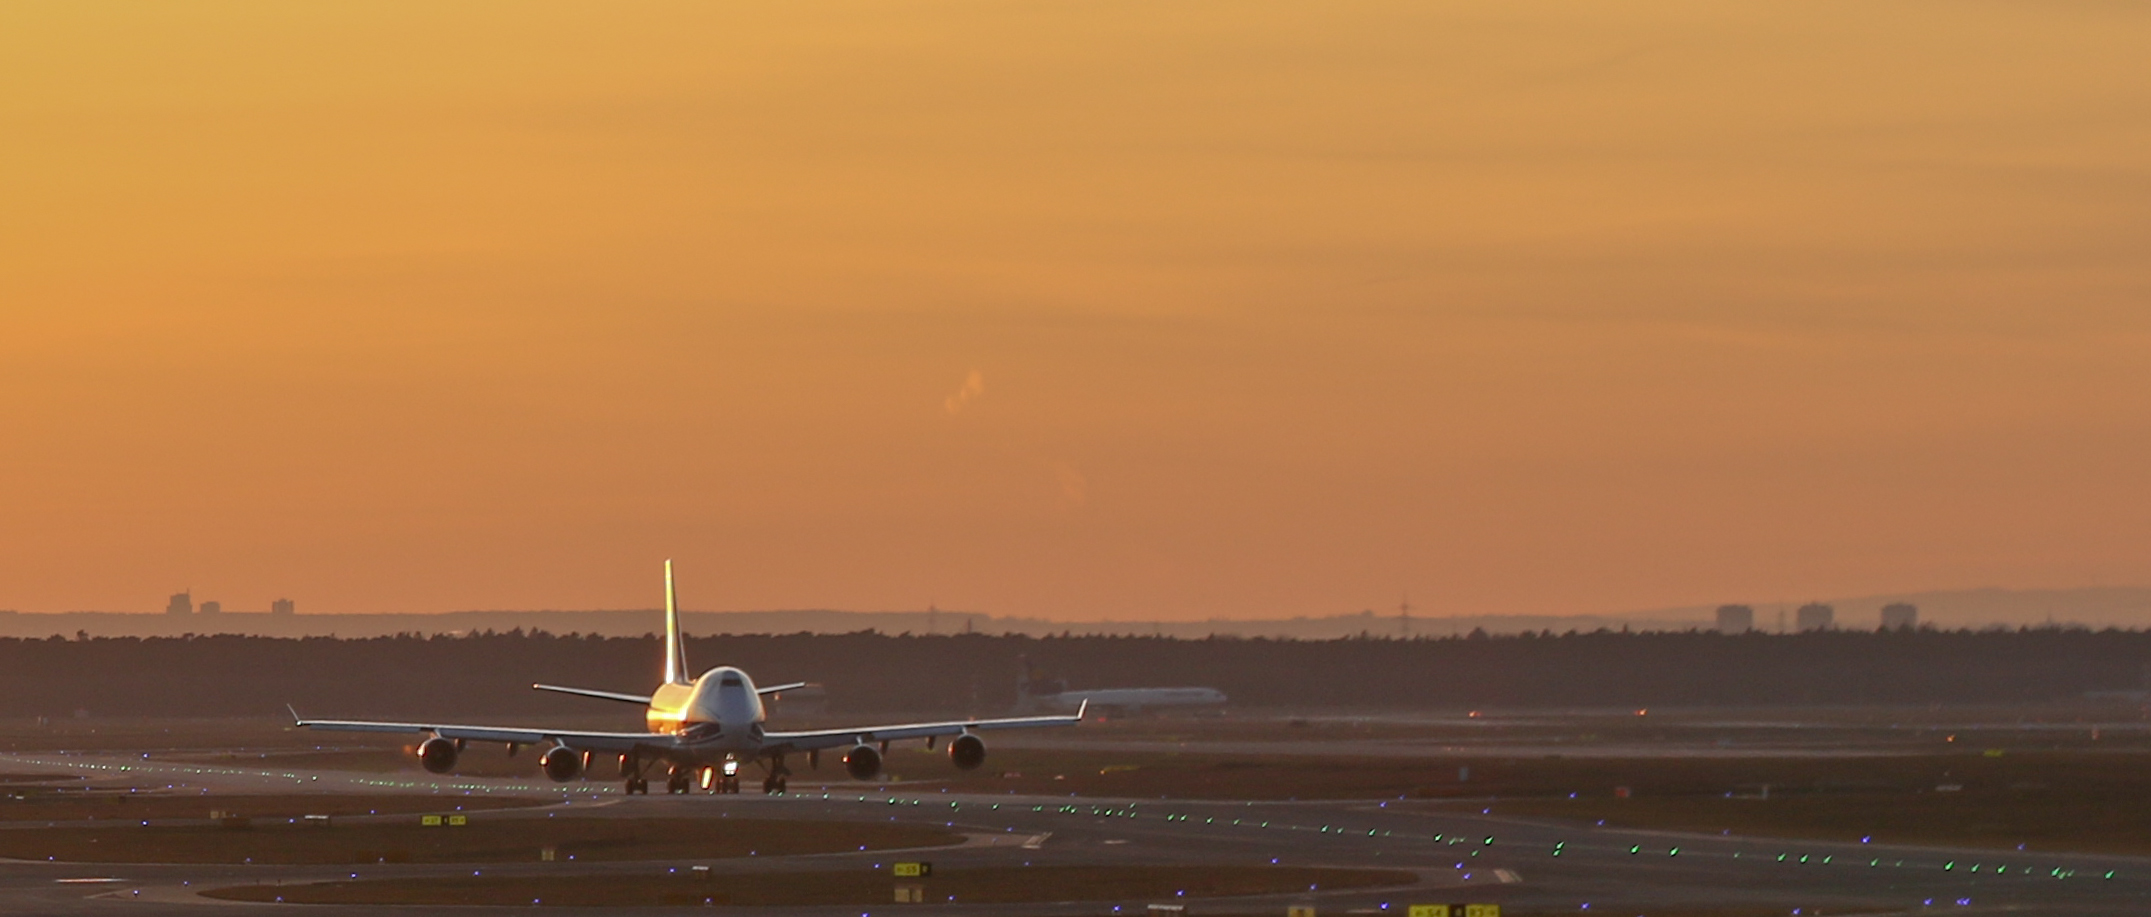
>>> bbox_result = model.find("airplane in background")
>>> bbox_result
[1014,656,1226,717]
[291,562,1084,795]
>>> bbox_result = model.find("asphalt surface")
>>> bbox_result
[3,750,2149,916]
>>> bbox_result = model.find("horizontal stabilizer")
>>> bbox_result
[755,681,808,696]
[532,683,654,705]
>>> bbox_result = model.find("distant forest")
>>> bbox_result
[5,628,2151,719]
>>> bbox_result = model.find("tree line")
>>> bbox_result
[2,627,2147,720]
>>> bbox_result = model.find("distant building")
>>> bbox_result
[1880,602,1918,630]
[1795,602,1835,632]
[199,600,221,615]
[165,591,192,616]
[271,598,295,615]
[1715,604,1755,633]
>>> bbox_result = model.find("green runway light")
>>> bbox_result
[1798,855,1808,864]
[2106,871,2115,880]
[1944,861,1954,871]
[1776,854,1786,862]
[1483,836,1494,845]
[1669,847,1679,856]
[1630,846,1640,855]
[1869,859,1878,867]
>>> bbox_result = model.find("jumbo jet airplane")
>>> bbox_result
[291,562,1083,795]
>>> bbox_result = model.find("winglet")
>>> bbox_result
[1076,699,1089,721]
[662,560,691,685]
[285,704,303,726]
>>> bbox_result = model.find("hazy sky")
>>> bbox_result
[4,2,2149,619]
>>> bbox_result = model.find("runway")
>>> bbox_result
[4,750,2150,915]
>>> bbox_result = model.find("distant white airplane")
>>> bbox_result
[292,562,1083,795]
[1015,656,1226,716]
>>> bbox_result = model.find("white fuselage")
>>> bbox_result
[648,666,766,754]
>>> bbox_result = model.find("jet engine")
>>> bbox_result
[417,736,458,774]
[947,733,986,770]
[843,744,882,780]
[541,745,582,782]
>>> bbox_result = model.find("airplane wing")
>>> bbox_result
[289,707,676,752]
[761,702,1084,754]
[532,683,655,705]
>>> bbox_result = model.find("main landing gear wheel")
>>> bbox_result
[667,767,691,795]
[624,777,649,795]
[761,756,792,795]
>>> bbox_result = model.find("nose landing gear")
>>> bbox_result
[700,760,744,794]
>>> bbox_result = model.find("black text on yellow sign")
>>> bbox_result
[1407,906,1500,917]
[892,862,932,877]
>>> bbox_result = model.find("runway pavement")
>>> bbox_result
[3,751,2148,916]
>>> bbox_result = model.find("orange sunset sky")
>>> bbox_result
[4,2,2149,619]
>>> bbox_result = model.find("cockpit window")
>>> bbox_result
[720,675,743,687]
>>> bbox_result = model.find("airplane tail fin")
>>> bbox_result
[663,560,691,685]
